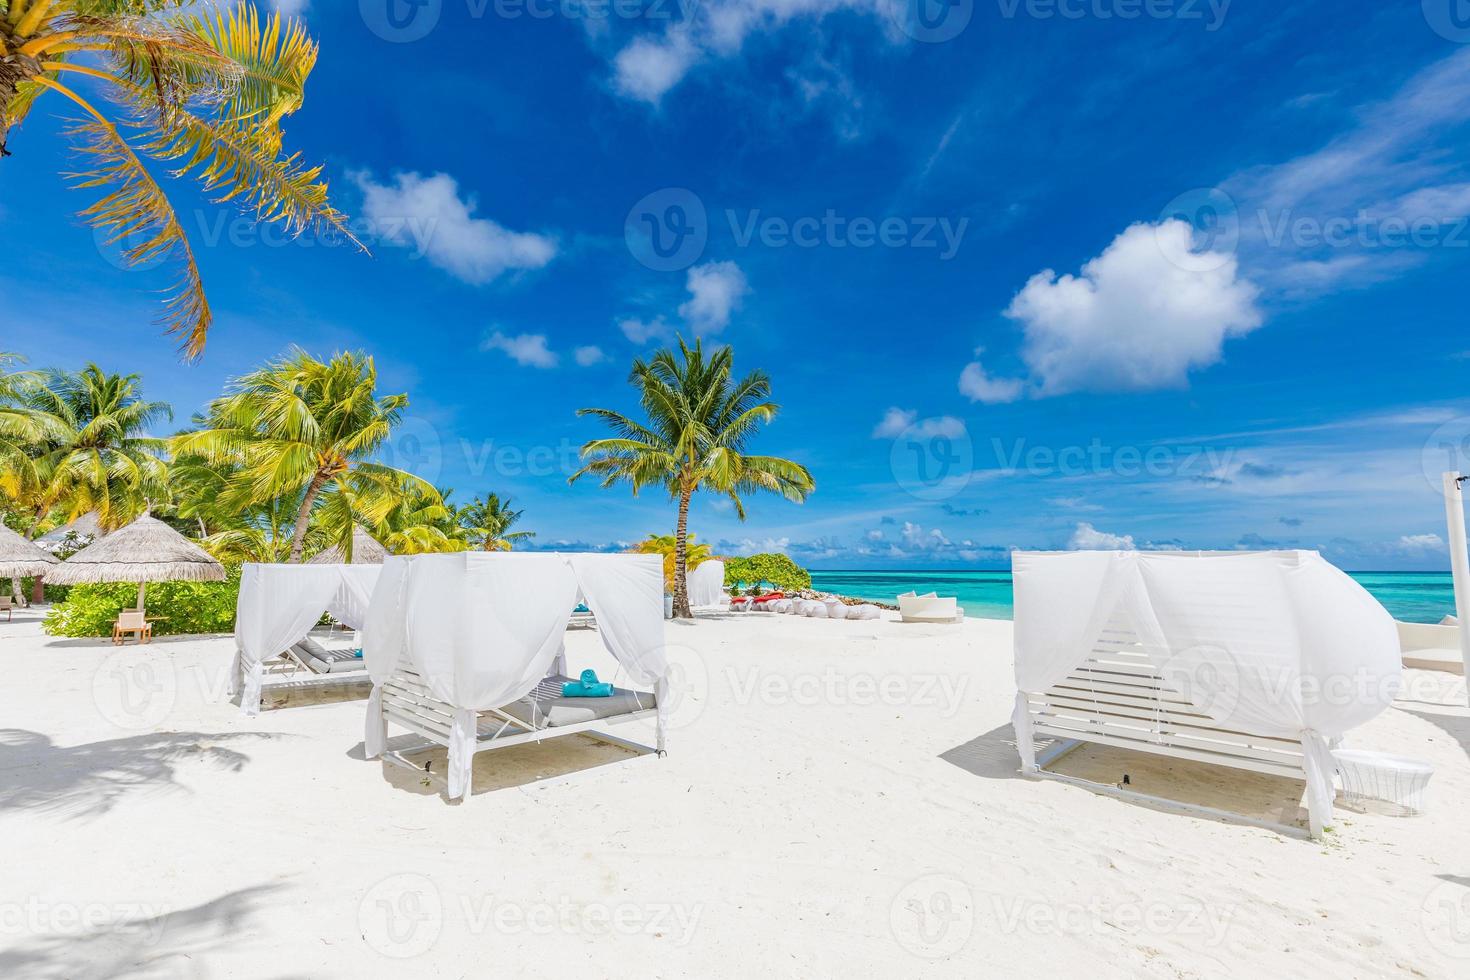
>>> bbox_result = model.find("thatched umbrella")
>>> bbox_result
[45,514,225,616]
[307,525,389,565]
[0,523,60,603]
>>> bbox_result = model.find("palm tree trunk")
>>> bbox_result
[673,485,693,619]
[286,472,329,563]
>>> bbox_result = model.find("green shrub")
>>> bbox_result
[43,565,242,638]
[724,554,811,592]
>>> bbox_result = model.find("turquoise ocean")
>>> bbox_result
[809,569,1457,624]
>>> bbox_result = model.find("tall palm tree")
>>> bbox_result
[572,339,814,618]
[457,493,535,551]
[26,364,171,530]
[377,485,467,555]
[1,2,360,357]
[170,349,432,562]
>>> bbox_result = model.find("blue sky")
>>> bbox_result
[5,0,1470,570]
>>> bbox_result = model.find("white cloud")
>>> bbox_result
[872,407,966,441]
[266,0,310,14]
[618,316,672,344]
[573,345,608,367]
[958,359,1024,404]
[482,331,558,368]
[613,31,698,103]
[1397,533,1446,553]
[678,261,749,335]
[721,536,792,556]
[1068,522,1135,551]
[353,171,556,285]
[872,407,917,438]
[973,221,1261,398]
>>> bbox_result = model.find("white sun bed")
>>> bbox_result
[374,662,660,798]
[898,591,964,623]
[362,551,672,802]
[1010,550,1402,839]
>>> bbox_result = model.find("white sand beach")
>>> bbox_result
[2,605,1469,978]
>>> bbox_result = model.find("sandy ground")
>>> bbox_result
[2,604,1469,978]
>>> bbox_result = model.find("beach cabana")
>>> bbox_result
[231,563,383,715]
[362,552,669,801]
[1010,550,1402,838]
[0,522,60,605]
[306,525,390,565]
[45,514,224,617]
[687,559,727,609]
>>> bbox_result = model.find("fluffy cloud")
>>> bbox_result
[964,221,1261,401]
[573,345,608,367]
[872,408,966,440]
[613,31,699,104]
[266,0,309,14]
[354,171,555,285]
[617,316,672,344]
[678,261,749,335]
[1397,533,1446,553]
[1067,522,1135,551]
[482,331,558,368]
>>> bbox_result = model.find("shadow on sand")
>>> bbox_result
[0,728,274,821]
[0,883,307,980]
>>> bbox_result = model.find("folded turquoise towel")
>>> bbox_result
[353,649,364,659]
[562,668,613,698]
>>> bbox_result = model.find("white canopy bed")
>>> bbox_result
[231,563,382,715]
[687,559,727,609]
[1010,550,1402,838]
[361,552,670,802]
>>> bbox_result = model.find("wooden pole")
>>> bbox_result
[1441,472,1470,698]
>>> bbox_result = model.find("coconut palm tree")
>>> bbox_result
[376,485,467,555]
[26,364,171,530]
[1,2,360,357]
[170,349,432,563]
[456,493,534,551]
[631,533,712,593]
[0,352,61,502]
[572,339,814,618]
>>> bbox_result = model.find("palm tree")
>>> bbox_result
[1,2,360,357]
[572,339,814,618]
[26,364,171,530]
[377,485,467,555]
[0,352,61,502]
[457,493,535,551]
[170,349,432,563]
[631,533,712,593]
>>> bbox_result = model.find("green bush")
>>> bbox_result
[43,565,242,638]
[723,554,811,592]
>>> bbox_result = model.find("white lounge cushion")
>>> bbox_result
[499,675,657,729]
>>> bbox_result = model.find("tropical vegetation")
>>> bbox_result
[0,1,359,357]
[632,532,712,593]
[724,553,811,594]
[573,338,815,618]
[456,494,535,552]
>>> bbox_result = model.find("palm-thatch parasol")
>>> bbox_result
[307,525,390,565]
[45,514,225,615]
[37,511,103,551]
[0,523,60,583]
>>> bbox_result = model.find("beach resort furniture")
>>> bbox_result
[824,599,849,619]
[287,636,367,675]
[45,514,225,618]
[0,597,11,622]
[1395,619,1464,673]
[687,559,727,610]
[362,552,671,802]
[898,592,964,623]
[1331,749,1434,815]
[112,610,152,644]
[231,563,383,715]
[0,523,60,609]
[1009,550,1403,838]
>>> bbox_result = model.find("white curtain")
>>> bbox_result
[362,552,669,769]
[1010,550,1402,831]
[687,560,726,608]
[326,566,382,630]
[232,563,352,716]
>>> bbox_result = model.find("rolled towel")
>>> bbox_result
[562,668,614,698]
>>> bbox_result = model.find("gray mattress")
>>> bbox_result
[498,675,657,729]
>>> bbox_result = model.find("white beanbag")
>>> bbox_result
[852,604,881,620]
[825,600,849,620]
[806,601,828,618]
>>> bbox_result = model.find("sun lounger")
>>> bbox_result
[897,591,964,623]
[287,636,366,675]
[376,661,660,801]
